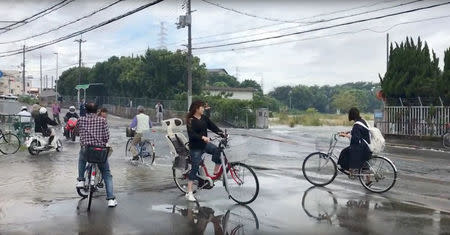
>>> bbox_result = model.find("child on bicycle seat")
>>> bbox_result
[185,100,224,202]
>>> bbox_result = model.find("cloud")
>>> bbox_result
[0,0,449,94]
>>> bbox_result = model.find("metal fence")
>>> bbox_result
[61,96,186,111]
[377,106,450,137]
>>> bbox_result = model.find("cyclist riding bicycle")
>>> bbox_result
[129,105,153,160]
[338,107,372,179]
[34,107,58,146]
[185,100,224,202]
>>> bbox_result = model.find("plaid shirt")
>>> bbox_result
[77,113,109,147]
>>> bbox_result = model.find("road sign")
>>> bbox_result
[0,70,3,78]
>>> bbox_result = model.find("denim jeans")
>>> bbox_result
[78,147,115,200]
[189,142,221,180]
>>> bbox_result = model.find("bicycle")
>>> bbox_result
[76,158,104,211]
[172,132,259,205]
[170,203,259,234]
[302,133,397,193]
[125,133,156,165]
[0,129,21,155]
[443,123,450,149]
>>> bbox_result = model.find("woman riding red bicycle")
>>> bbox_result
[185,100,225,202]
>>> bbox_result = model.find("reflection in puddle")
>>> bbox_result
[152,203,259,235]
[301,186,449,234]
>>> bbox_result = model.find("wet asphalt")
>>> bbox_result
[0,114,449,235]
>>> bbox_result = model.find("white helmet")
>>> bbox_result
[21,106,28,111]
[69,106,76,112]
[39,107,47,114]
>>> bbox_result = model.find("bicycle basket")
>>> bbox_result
[85,146,109,163]
[126,127,135,137]
[315,138,332,153]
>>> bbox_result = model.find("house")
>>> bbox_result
[207,68,229,76]
[0,70,33,95]
[204,86,255,100]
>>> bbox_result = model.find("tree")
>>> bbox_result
[331,89,368,113]
[240,79,262,93]
[207,74,240,87]
[442,48,450,103]
[57,67,91,95]
[57,49,208,100]
[380,37,441,98]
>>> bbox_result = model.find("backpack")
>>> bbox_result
[354,121,385,153]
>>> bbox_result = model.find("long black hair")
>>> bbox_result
[348,107,361,121]
[186,100,205,125]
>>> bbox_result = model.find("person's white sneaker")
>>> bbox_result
[185,192,196,202]
[108,199,118,207]
[76,181,85,188]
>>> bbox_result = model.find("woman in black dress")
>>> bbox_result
[338,107,372,177]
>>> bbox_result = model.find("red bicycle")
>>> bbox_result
[172,132,259,204]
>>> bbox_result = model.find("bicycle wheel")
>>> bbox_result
[77,168,89,198]
[140,140,156,165]
[87,166,94,211]
[172,163,197,194]
[359,156,397,193]
[125,138,133,159]
[226,162,259,204]
[302,152,337,186]
[443,133,450,149]
[301,186,338,222]
[0,132,20,155]
[222,204,259,234]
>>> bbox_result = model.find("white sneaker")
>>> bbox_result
[185,192,196,202]
[108,199,118,207]
[76,181,85,188]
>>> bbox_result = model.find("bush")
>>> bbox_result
[18,95,38,105]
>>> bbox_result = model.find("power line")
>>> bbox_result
[200,0,307,24]
[0,0,125,45]
[193,0,424,46]
[0,0,166,58]
[0,0,75,34]
[193,1,450,50]
[194,14,450,55]
[166,0,406,45]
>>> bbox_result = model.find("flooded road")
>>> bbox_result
[0,114,449,234]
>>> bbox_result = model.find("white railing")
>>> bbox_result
[377,106,450,137]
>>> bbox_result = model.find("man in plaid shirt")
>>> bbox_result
[76,102,117,207]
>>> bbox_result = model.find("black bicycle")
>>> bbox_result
[0,129,21,155]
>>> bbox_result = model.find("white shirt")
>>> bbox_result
[136,113,150,134]
[17,110,31,123]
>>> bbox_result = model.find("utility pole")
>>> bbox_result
[177,0,192,110]
[51,76,54,90]
[54,52,58,100]
[187,0,192,110]
[40,53,42,94]
[74,37,86,85]
[22,45,25,95]
[386,33,389,72]
[45,75,48,89]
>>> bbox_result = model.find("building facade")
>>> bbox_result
[0,70,34,95]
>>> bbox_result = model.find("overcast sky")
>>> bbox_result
[0,0,449,93]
